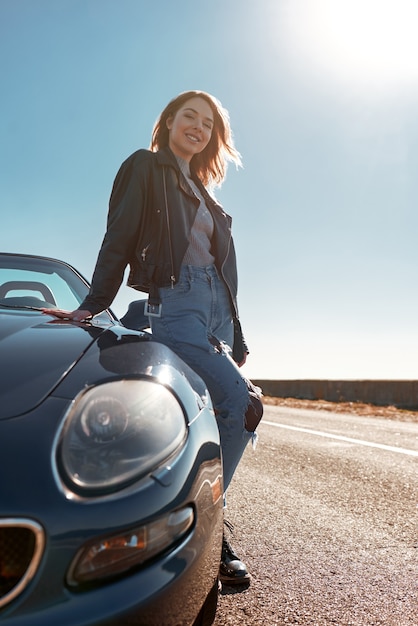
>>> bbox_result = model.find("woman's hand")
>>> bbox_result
[41,308,93,322]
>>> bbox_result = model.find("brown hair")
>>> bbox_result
[150,90,241,186]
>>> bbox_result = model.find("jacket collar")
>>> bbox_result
[155,147,195,201]
[155,146,226,215]
[155,146,181,168]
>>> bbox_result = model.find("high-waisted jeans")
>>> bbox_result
[149,264,252,492]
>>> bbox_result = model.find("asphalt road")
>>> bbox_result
[214,405,418,626]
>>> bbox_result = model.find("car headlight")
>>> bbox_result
[57,380,187,494]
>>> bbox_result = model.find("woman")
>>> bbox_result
[44,90,262,586]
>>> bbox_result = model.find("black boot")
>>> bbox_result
[219,525,250,586]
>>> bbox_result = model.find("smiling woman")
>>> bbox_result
[279,0,418,93]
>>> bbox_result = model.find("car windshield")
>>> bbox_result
[0,253,91,312]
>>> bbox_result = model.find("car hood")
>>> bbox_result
[0,311,106,419]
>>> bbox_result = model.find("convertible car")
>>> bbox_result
[0,252,223,626]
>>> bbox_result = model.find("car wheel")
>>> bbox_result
[192,579,219,626]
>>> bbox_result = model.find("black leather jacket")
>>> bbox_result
[80,147,247,353]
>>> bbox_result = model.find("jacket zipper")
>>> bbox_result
[162,167,176,288]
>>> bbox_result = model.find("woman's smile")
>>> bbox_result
[185,133,200,143]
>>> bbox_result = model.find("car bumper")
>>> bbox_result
[2,521,222,626]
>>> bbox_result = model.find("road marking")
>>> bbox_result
[261,420,418,457]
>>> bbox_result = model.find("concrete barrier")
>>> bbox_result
[253,380,418,410]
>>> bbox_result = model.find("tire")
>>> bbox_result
[192,579,219,626]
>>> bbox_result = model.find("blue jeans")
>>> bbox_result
[149,265,252,492]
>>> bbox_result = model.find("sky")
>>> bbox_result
[2,0,418,381]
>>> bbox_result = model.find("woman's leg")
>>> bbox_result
[150,266,254,585]
[150,266,252,490]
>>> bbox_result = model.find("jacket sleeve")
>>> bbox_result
[79,151,151,316]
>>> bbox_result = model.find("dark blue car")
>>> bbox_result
[0,253,223,625]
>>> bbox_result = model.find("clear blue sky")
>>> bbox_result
[2,0,418,380]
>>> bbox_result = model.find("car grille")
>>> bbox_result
[0,519,45,609]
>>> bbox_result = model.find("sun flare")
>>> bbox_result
[280,0,418,92]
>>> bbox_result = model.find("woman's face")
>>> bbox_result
[166,96,214,162]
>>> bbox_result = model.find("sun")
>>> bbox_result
[279,0,418,93]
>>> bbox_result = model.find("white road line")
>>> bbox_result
[261,420,418,457]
